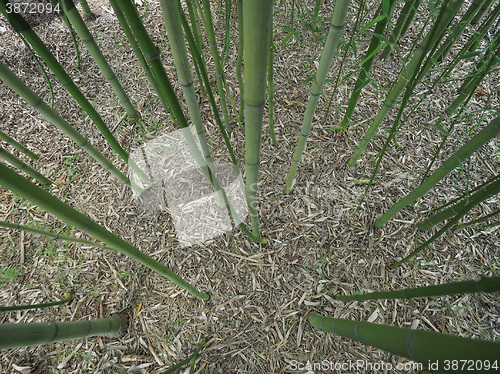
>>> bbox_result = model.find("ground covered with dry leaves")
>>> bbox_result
[0,0,499,373]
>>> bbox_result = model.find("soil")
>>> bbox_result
[0,0,499,373]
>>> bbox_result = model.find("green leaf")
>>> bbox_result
[382,0,391,16]
[436,124,450,135]
[357,42,387,65]
[460,50,482,60]
[280,32,295,46]
[358,15,386,34]
[373,33,390,43]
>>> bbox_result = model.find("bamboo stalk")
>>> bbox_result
[0,162,209,300]
[285,0,351,194]
[243,0,274,235]
[178,7,243,177]
[0,146,51,185]
[0,61,139,191]
[161,338,205,374]
[0,130,38,161]
[323,0,366,123]
[18,32,55,108]
[108,0,173,119]
[311,0,322,30]
[268,29,277,146]
[0,316,121,349]
[183,0,206,96]
[78,0,91,16]
[59,0,138,119]
[376,117,500,228]
[309,313,500,369]
[52,0,82,68]
[416,0,487,81]
[456,210,500,229]
[103,0,265,243]
[0,293,72,312]
[471,0,495,24]
[221,0,231,68]
[399,0,422,37]
[381,0,421,60]
[419,173,500,231]
[197,0,232,132]
[340,1,394,131]
[159,0,213,167]
[391,176,500,268]
[348,0,464,167]
[335,276,500,301]
[236,0,244,125]
[0,220,117,253]
[429,174,500,215]
[0,0,148,183]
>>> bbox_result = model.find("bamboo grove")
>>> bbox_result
[0,0,499,370]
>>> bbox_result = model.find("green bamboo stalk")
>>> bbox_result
[381,0,421,60]
[183,0,206,96]
[462,1,500,55]
[471,0,495,24]
[59,0,138,119]
[309,313,500,369]
[399,0,422,37]
[339,1,394,131]
[186,0,203,57]
[243,0,274,235]
[162,338,205,374]
[436,0,490,63]
[0,61,140,191]
[284,0,351,194]
[0,293,73,312]
[52,0,82,68]
[323,0,366,123]
[178,6,243,176]
[456,209,500,229]
[236,0,244,125]
[18,32,54,108]
[335,276,500,301]
[0,1,149,183]
[159,0,213,167]
[112,0,265,243]
[0,146,51,185]
[447,39,499,115]
[410,32,499,183]
[197,0,231,132]
[357,20,498,206]
[0,220,118,253]
[108,0,172,120]
[391,176,500,268]
[0,316,121,349]
[416,0,487,81]
[117,0,188,128]
[432,174,500,213]
[419,173,500,231]
[311,0,322,30]
[376,117,500,228]
[222,76,243,129]
[221,0,231,68]
[0,162,209,300]
[348,0,465,167]
[268,29,277,146]
[78,0,91,16]
[0,130,38,161]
